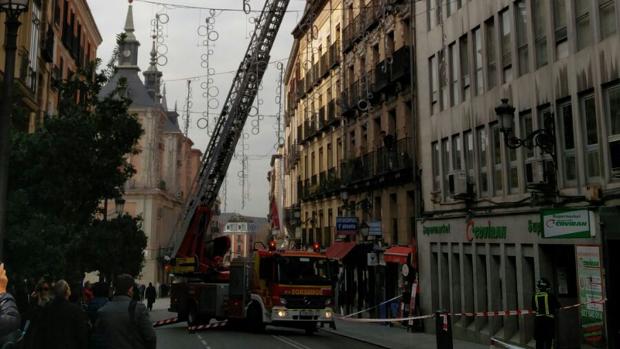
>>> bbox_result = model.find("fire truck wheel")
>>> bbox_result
[187,305,199,326]
[247,302,265,333]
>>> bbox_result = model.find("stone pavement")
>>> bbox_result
[321,318,490,349]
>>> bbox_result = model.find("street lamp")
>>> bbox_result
[0,0,29,261]
[115,197,126,216]
[495,98,556,157]
[496,98,557,193]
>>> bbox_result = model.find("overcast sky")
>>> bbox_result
[87,0,306,217]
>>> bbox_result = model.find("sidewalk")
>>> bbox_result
[321,318,489,349]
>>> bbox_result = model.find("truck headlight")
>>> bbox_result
[277,310,287,318]
[324,310,333,319]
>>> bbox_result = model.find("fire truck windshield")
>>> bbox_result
[277,257,331,285]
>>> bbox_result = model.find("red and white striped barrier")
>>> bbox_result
[153,317,179,328]
[337,298,607,323]
[187,319,228,332]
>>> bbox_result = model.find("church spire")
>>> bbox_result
[144,38,163,102]
[117,0,141,69]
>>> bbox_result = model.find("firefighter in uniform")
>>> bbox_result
[532,278,560,349]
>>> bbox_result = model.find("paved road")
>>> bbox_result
[150,308,381,349]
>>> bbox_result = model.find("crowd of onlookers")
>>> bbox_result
[0,264,160,349]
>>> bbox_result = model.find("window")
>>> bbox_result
[459,35,470,100]
[533,0,548,67]
[432,141,441,191]
[430,55,439,110]
[575,0,593,50]
[485,18,497,89]
[473,27,483,95]
[439,49,448,109]
[582,94,601,179]
[448,0,458,16]
[599,0,617,40]
[442,138,451,195]
[515,0,529,76]
[464,131,476,193]
[554,0,568,59]
[558,101,577,183]
[427,0,437,30]
[477,127,489,195]
[452,135,462,171]
[449,43,459,106]
[500,9,512,82]
[508,136,519,193]
[521,112,535,184]
[27,2,42,90]
[606,85,620,173]
[491,124,504,194]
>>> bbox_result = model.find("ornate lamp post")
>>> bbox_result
[0,0,29,260]
[115,197,126,217]
[495,98,557,192]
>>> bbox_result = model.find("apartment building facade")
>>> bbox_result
[282,0,417,313]
[0,0,102,131]
[415,0,619,347]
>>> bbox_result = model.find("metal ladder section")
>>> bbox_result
[168,0,290,257]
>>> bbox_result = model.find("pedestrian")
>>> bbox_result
[145,283,156,312]
[381,131,396,169]
[532,278,560,349]
[86,282,110,349]
[83,281,94,304]
[38,280,89,349]
[22,279,50,349]
[0,263,21,344]
[96,274,156,349]
[29,279,51,308]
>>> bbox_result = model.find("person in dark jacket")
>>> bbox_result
[0,263,20,339]
[38,280,89,349]
[96,274,156,349]
[145,283,156,312]
[86,282,110,349]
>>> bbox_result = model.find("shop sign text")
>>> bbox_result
[466,220,507,241]
[542,209,592,239]
[422,224,451,236]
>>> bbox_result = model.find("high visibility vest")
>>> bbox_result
[535,291,554,318]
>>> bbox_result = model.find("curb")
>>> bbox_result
[319,327,392,349]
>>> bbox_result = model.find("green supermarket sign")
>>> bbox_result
[541,209,593,239]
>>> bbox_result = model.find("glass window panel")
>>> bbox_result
[485,18,497,89]
[460,35,470,100]
[559,102,576,182]
[583,95,600,178]
[450,43,459,106]
[477,127,489,194]
[600,0,617,39]
[608,86,620,136]
[533,0,548,67]
[433,141,441,190]
[492,124,503,193]
[516,1,529,75]
[452,135,462,170]
[473,27,483,95]
[442,138,451,195]
[554,0,568,58]
[521,112,534,159]
[500,9,512,82]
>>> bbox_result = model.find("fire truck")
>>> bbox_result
[164,0,335,333]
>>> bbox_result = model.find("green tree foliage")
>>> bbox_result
[6,61,144,280]
[83,215,147,281]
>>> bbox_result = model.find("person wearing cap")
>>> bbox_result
[532,278,560,349]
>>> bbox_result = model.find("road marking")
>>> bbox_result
[272,335,312,349]
[196,333,210,349]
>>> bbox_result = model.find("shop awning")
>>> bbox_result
[384,246,413,264]
[325,241,356,260]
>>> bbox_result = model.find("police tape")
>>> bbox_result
[342,294,403,318]
[187,319,228,332]
[152,317,179,327]
[337,298,607,323]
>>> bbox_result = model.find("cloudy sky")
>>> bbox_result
[87,0,307,217]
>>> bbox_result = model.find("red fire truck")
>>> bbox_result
[169,243,335,333]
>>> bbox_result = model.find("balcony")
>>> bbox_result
[390,46,411,83]
[329,41,340,69]
[326,100,339,126]
[320,52,329,80]
[340,137,413,187]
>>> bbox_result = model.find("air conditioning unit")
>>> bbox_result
[449,171,469,198]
